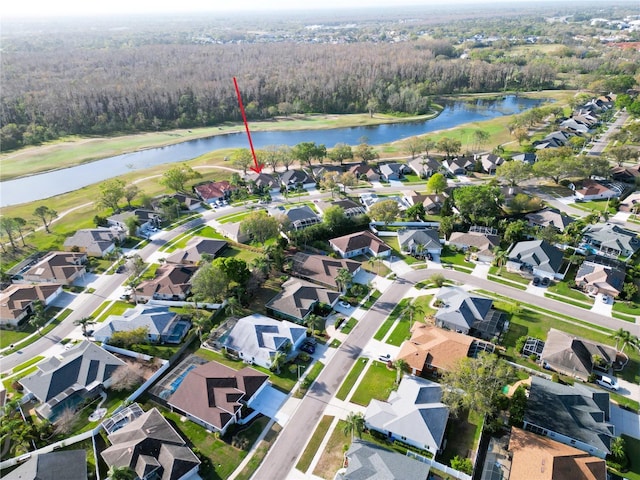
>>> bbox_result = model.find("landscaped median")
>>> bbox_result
[296,415,334,473]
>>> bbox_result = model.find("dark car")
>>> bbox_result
[426,252,433,261]
[532,277,541,286]
[116,265,125,273]
[301,342,316,354]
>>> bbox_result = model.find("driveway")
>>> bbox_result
[610,404,640,440]
[250,385,288,425]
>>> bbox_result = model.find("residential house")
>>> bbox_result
[275,205,320,231]
[540,329,617,381]
[523,376,614,459]
[3,450,88,480]
[337,440,431,480]
[574,180,624,201]
[396,323,476,376]
[290,253,361,290]
[218,313,307,369]
[435,287,507,340]
[193,181,235,204]
[329,230,391,259]
[152,193,201,211]
[349,163,380,182]
[0,283,63,327]
[397,229,442,257]
[526,208,575,231]
[63,228,126,257]
[312,165,343,181]
[280,169,314,190]
[364,376,449,454]
[582,223,640,258]
[94,304,191,345]
[443,156,474,175]
[379,163,407,182]
[244,172,280,194]
[316,198,366,218]
[165,237,228,264]
[533,131,574,150]
[575,255,626,297]
[512,152,537,165]
[407,156,441,179]
[560,118,592,134]
[508,427,606,480]
[404,191,447,215]
[168,361,269,435]
[619,191,640,213]
[215,222,250,243]
[611,164,640,183]
[506,239,565,280]
[135,264,198,302]
[19,341,125,420]
[359,193,406,211]
[477,153,504,174]
[15,251,87,285]
[101,407,200,480]
[448,229,500,263]
[107,209,161,234]
[266,277,340,323]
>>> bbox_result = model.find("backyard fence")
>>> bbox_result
[406,451,472,480]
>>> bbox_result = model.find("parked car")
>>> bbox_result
[116,265,126,273]
[339,301,351,308]
[426,252,433,261]
[541,277,550,287]
[602,295,611,304]
[595,374,619,391]
[301,342,316,354]
[378,353,391,363]
[532,277,541,286]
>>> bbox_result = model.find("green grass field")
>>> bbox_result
[335,358,369,401]
[350,360,397,406]
[296,415,334,473]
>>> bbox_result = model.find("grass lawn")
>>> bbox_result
[336,358,369,401]
[217,210,265,224]
[11,355,44,374]
[438,409,483,465]
[4,308,71,354]
[373,298,410,341]
[233,422,282,480]
[547,281,594,304]
[350,361,397,406]
[544,292,592,309]
[384,296,437,347]
[130,343,181,360]
[614,434,640,480]
[296,415,334,473]
[362,290,382,309]
[440,246,474,269]
[572,199,617,215]
[613,299,640,316]
[0,327,35,349]
[313,419,349,479]
[487,266,531,285]
[296,361,325,398]
[2,365,38,397]
[341,318,358,334]
[94,300,133,322]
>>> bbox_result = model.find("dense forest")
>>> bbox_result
[1,2,639,150]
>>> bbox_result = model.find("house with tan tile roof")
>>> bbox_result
[290,253,361,290]
[135,264,198,302]
[193,181,235,203]
[508,427,606,480]
[329,230,391,259]
[168,361,268,434]
[0,283,63,326]
[16,251,87,285]
[266,277,340,323]
[397,323,475,376]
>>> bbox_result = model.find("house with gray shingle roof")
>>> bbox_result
[575,256,626,297]
[407,156,441,179]
[379,163,408,181]
[266,277,340,323]
[3,450,88,480]
[317,198,366,218]
[478,153,505,174]
[165,237,227,264]
[443,156,474,175]
[94,304,190,345]
[435,287,506,341]
[337,440,430,480]
[219,314,307,369]
[582,223,640,259]
[448,230,500,263]
[63,228,126,257]
[275,205,320,231]
[525,208,574,231]
[0,283,63,327]
[329,230,391,259]
[19,341,125,420]
[524,376,614,459]
[364,376,449,454]
[507,239,565,280]
[540,329,617,381]
[397,229,442,256]
[101,407,200,480]
[290,253,361,290]
[280,169,314,190]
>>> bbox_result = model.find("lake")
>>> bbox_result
[0,95,543,206]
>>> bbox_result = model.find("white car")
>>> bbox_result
[595,374,619,391]
[339,301,351,308]
[601,295,611,304]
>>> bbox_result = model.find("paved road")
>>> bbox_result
[586,111,629,157]
[253,278,413,479]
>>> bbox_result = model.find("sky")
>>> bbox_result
[2,0,560,18]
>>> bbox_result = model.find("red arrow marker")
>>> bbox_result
[233,77,263,174]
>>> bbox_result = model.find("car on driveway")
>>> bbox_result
[378,353,391,363]
[532,277,541,286]
[116,265,125,273]
[602,295,611,304]
[595,374,619,391]
[300,342,316,354]
[339,301,351,308]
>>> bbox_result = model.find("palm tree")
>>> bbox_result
[611,436,625,460]
[305,314,323,334]
[404,302,425,328]
[393,359,409,385]
[493,246,508,274]
[128,277,141,304]
[189,308,211,341]
[225,296,242,317]
[107,465,136,480]
[270,350,287,374]
[29,300,47,336]
[336,268,353,293]
[74,316,95,336]
[343,411,365,440]
[610,328,632,352]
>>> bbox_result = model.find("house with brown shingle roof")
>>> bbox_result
[290,253,361,290]
[0,283,63,327]
[508,427,606,480]
[165,237,227,264]
[397,323,475,376]
[266,277,340,323]
[526,208,575,231]
[404,191,448,214]
[135,265,198,302]
[575,256,625,298]
[101,407,200,480]
[448,230,500,262]
[193,181,235,204]
[574,180,624,201]
[349,164,380,182]
[168,361,269,434]
[329,230,391,259]
[16,251,87,285]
